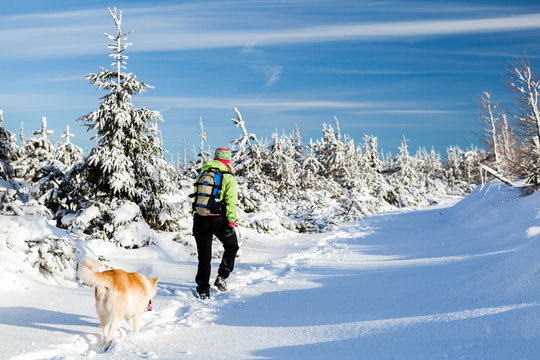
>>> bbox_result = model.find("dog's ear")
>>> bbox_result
[152,277,160,286]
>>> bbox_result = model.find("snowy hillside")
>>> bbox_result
[1,183,539,359]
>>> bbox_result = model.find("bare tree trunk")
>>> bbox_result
[480,91,501,170]
[509,59,540,151]
[499,114,512,162]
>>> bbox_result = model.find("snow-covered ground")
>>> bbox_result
[1,184,540,359]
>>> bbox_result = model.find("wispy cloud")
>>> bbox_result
[132,13,540,51]
[2,5,540,59]
[143,96,377,111]
[141,95,463,120]
[306,68,482,75]
[252,65,284,87]
[350,109,464,115]
[264,65,283,87]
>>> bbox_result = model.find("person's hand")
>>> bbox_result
[225,222,235,237]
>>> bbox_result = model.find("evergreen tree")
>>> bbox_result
[302,139,323,188]
[230,107,264,183]
[0,110,18,180]
[415,146,444,182]
[187,117,211,177]
[75,8,177,231]
[383,136,419,206]
[54,125,83,171]
[358,135,390,201]
[362,135,383,172]
[229,107,269,213]
[268,130,300,192]
[444,145,483,191]
[12,117,56,182]
[311,119,359,186]
[19,122,28,147]
[0,113,54,218]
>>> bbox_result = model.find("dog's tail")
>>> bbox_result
[77,255,105,287]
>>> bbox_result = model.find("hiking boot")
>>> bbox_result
[214,276,228,291]
[197,288,210,300]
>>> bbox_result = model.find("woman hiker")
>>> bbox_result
[191,148,239,299]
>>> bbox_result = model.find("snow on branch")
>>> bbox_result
[199,117,207,160]
[480,163,519,188]
[33,117,54,139]
[61,125,75,144]
[231,107,258,147]
[105,7,133,89]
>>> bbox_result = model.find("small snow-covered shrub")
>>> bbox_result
[62,200,157,249]
[0,179,52,218]
[0,215,78,283]
[26,235,78,280]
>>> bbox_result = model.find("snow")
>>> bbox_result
[1,184,540,359]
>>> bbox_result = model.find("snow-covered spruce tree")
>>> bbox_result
[310,118,361,188]
[71,8,179,242]
[187,117,212,177]
[0,110,18,180]
[302,139,324,188]
[444,145,482,193]
[414,146,445,183]
[267,130,301,193]
[230,107,268,212]
[268,126,307,190]
[30,125,85,219]
[12,117,56,182]
[19,122,28,148]
[290,125,305,165]
[0,214,79,283]
[444,145,462,190]
[362,135,383,172]
[230,106,262,179]
[413,146,447,199]
[54,125,83,171]
[0,113,52,218]
[383,136,422,207]
[358,134,394,201]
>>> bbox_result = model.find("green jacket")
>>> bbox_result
[194,160,238,223]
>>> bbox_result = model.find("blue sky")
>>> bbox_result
[1,0,540,160]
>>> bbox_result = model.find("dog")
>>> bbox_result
[77,256,159,350]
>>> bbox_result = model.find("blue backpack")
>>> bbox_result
[189,168,231,216]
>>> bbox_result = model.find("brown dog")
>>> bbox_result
[77,256,159,350]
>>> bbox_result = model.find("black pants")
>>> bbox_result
[193,214,239,292]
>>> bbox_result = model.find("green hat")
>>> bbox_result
[214,148,231,164]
